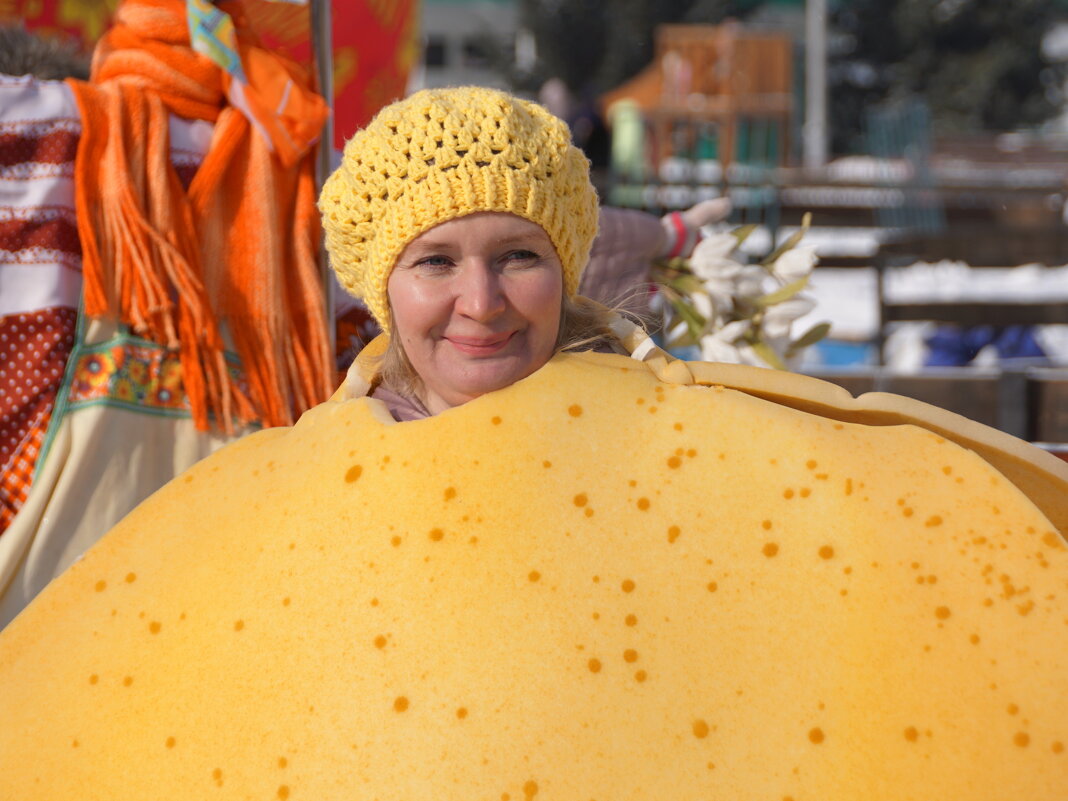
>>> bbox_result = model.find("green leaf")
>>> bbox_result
[657,286,707,344]
[750,339,787,370]
[650,258,693,283]
[667,274,707,296]
[786,322,832,355]
[761,212,812,267]
[753,277,808,308]
[670,296,707,340]
[762,231,805,267]
[731,223,758,246]
[664,257,692,272]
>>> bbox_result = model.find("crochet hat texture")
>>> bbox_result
[319,86,599,334]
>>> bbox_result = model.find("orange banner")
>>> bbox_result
[330,0,419,148]
[241,0,313,69]
[2,0,121,48]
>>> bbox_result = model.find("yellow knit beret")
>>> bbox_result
[318,86,600,334]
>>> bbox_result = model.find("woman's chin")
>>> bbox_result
[454,373,526,403]
[439,358,548,407]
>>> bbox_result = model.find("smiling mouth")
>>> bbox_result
[445,332,516,356]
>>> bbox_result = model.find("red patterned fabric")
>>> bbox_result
[0,75,84,292]
[0,307,77,529]
[0,418,44,533]
[0,208,79,255]
[1,75,84,536]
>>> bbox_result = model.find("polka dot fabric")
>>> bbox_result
[0,307,76,533]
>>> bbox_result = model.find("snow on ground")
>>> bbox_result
[792,262,1068,368]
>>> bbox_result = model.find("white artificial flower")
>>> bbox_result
[700,336,744,363]
[701,276,738,308]
[772,245,818,282]
[699,318,751,363]
[667,319,690,342]
[736,342,764,367]
[735,264,769,299]
[692,230,738,260]
[717,318,752,341]
[654,218,826,369]
[690,290,717,326]
[688,232,743,283]
[762,295,817,339]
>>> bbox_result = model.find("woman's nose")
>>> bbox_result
[454,261,506,321]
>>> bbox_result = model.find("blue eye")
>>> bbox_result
[415,255,454,271]
[504,249,539,265]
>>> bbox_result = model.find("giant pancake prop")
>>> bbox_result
[1,343,1066,800]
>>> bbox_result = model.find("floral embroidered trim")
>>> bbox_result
[67,335,245,416]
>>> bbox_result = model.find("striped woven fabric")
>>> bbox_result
[0,75,81,531]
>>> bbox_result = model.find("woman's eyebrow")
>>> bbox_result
[400,238,457,256]
[491,233,546,248]
[404,233,544,255]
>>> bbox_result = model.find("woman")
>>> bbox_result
[320,85,639,420]
[5,91,1068,801]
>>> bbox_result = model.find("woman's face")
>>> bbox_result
[387,212,564,414]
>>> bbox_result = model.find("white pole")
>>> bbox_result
[311,0,335,354]
[803,0,828,171]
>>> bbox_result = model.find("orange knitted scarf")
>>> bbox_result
[68,0,332,432]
